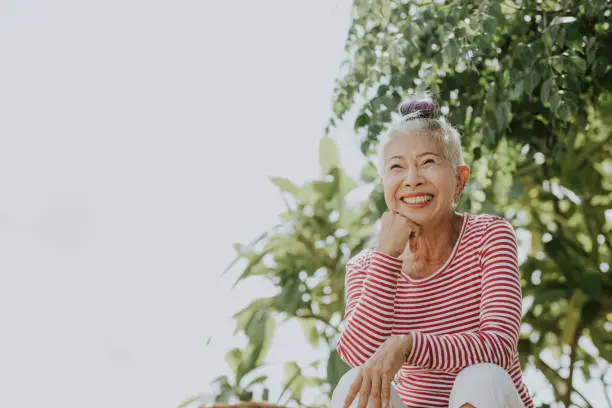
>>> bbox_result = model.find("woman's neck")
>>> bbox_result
[416,212,463,265]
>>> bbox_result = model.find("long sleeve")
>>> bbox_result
[407,219,523,374]
[336,249,403,367]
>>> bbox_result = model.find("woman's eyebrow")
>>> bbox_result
[386,152,441,163]
[416,152,442,158]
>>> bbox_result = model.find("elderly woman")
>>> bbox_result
[331,96,534,408]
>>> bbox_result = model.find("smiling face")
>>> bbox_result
[381,130,469,226]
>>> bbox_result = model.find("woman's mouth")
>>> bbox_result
[400,194,434,208]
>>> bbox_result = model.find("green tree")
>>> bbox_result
[192,1,612,407]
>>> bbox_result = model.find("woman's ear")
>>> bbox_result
[455,165,470,200]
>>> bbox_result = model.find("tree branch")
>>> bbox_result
[574,387,595,408]
[563,322,585,407]
[535,355,564,402]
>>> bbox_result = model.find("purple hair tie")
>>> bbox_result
[399,99,439,119]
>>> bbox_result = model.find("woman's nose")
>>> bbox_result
[403,169,424,187]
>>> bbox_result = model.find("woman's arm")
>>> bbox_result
[336,249,403,367]
[406,219,523,373]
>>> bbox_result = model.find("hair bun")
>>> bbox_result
[398,95,440,119]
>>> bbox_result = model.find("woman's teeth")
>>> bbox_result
[401,195,433,204]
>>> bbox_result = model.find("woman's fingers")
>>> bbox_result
[357,375,372,408]
[343,372,363,408]
[381,374,391,408]
[370,372,382,408]
[392,211,420,239]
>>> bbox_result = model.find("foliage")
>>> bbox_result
[196,135,377,407]
[209,305,275,404]
[200,1,612,407]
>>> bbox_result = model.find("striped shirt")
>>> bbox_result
[336,213,534,408]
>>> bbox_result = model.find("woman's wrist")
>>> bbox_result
[375,245,402,258]
[399,333,413,362]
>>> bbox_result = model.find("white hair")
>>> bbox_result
[376,113,465,176]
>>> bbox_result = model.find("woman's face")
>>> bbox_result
[380,131,469,226]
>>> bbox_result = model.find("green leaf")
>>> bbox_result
[354,113,370,130]
[233,298,275,334]
[542,32,553,50]
[278,277,303,315]
[212,375,231,386]
[549,91,562,116]
[483,16,497,36]
[278,362,303,403]
[569,56,587,75]
[215,388,233,403]
[551,55,567,75]
[225,348,242,374]
[319,135,341,175]
[327,349,350,393]
[444,39,459,61]
[523,70,540,96]
[239,311,275,380]
[312,180,336,199]
[512,79,524,99]
[540,78,554,105]
[551,16,577,25]
[297,182,319,205]
[177,394,201,408]
[232,242,243,254]
[376,85,389,97]
[270,177,299,195]
[245,375,268,388]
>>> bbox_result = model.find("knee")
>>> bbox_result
[454,363,509,388]
[455,363,508,384]
[450,363,516,408]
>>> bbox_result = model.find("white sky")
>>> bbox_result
[0,1,609,408]
[0,1,362,407]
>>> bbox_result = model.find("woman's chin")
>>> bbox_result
[396,209,430,225]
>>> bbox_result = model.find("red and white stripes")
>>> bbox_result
[336,213,534,408]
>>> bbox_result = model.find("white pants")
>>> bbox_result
[331,363,524,408]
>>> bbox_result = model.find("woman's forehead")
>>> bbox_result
[384,131,444,158]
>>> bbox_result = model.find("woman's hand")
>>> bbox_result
[399,234,422,279]
[343,335,413,408]
[376,211,420,258]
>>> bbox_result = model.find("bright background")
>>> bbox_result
[0,1,363,407]
[0,1,608,407]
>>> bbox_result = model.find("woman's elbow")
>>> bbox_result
[489,338,516,370]
[336,337,367,368]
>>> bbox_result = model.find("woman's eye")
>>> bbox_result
[422,159,435,165]
[390,164,401,169]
